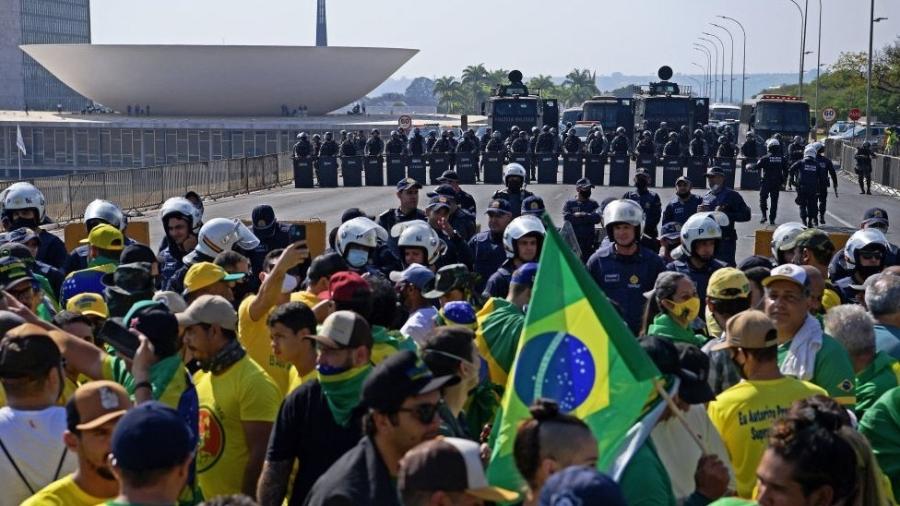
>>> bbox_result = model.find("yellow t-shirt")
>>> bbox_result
[290,290,320,309]
[0,378,78,408]
[21,474,109,506]
[194,354,281,499]
[238,296,292,396]
[286,367,316,396]
[707,376,826,498]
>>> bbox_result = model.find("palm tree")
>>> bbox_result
[487,68,510,87]
[562,68,599,106]
[433,76,463,113]
[527,74,555,94]
[462,64,490,112]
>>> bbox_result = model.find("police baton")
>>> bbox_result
[834,187,839,199]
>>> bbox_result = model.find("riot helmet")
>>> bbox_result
[602,199,644,245]
[502,215,545,260]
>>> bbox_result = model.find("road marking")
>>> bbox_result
[825,211,854,228]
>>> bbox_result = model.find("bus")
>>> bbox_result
[740,94,811,142]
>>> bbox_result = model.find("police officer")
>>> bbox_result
[662,176,702,226]
[483,214,545,298]
[436,170,476,215]
[813,142,838,224]
[63,199,130,274]
[678,125,691,152]
[756,139,786,225]
[469,198,512,293]
[699,166,751,266]
[789,145,822,228]
[339,132,357,156]
[535,125,555,154]
[716,135,736,158]
[510,131,529,154]
[479,128,493,151]
[855,141,874,195]
[563,129,582,154]
[455,130,478,155]
[653,122,670,156]
[165,217,259,294]
[587,199,666,335]
[432,131,452,154]
[634,130,655,159]
[623,168,662,238]
[335,217,389,277]
[587,128,606,155]
[829,208,900,280]
[563,178,602,261]
[428,184,476,241]
[385,130,408,156]
[834,228,890,302]
[365,129,384,156]
[377,178,427,234]
[492,163,533,219]
[528,126,540,155]
[521,195,545,217]
[424,196,473,269]
[740,130,761,163]
[425,130,438,152]
[689,129,707,158]
[156,196,202,287]
[662,131,681,157]
[354,130,367,153]
[505,126,520,148]
[319,131,339,156]
[549,127,561,155]
[485,131,504,153]
[786,135,805,189]
[293,132,312,158]
[245,204,297,275]
[394,220,443,270]
[666,212,727,305]
[1,182,67,269]
[610,126,631,156]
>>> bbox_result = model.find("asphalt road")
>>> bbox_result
[132,166,900,263]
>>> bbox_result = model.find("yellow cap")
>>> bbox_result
[66,292,109,318]
[79,224,124,251]
[707,267,751,300]
[183,262,245,295]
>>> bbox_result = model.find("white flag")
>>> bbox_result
[15,126,26,156]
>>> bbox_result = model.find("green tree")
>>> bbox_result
[561,68,599,106]
[462,64,490,112]
[433,76,464,113]
[527,74,556,95]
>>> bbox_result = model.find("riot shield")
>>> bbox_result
[483,153,503,184]
[407,156,426,185]
[609,155,630,186]
[686,157,707,187]
[661,157,683,188]
[562,154,583,184]
[537,154,558,184]
[386,155,408,185]
[428,153,449,184]
[293,157,314,188]
[715,157,737,188]
[455,152,476,184]
[317,156,338,187]
[365,156,385,186]
[341,156,363,187]
[739,158,760,191]
[585,154,605,186]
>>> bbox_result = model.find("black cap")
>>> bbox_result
[522,196,545,216]
[437,170,459,183]
[575,177,594,189]
[0,256,33,290]
[362,350,457,413]
[251,205,277,238]
[397,178,422,192]
[341,208,373,223]
[0,324,61,379]
[863,208,889,228]
[635,168,651,180]
[705,166,726,177]
[101,262,154,296]
[307,252,348,283]
[737,255,775,271]
[120,243,156,265]
[639,336,714,404]
[485,199,511,215]
[422,263,472,299]
[111,401,195,473]
[0,242,36,264]
[126,306,179,358]
[427,184,457,199]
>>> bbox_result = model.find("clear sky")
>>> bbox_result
[91,0,899,79]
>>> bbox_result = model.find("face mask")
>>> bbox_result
[507,179,523,191]
[667,296,701,323]
[578,190,591,199]
[346,248,369,268]
[10,217,38,230]
[857,264,883,279]
[636,180,648,190]
[709,183,722,193]
[676,189,691,198]
[317,362,351,376]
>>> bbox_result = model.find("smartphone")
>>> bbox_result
[288,224,307,243]
[98,319,140,359]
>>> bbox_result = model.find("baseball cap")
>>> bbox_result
[575,177,594,189]
[511,262,538,286]
[436,170,460,183]
[389,264,435,291]
[675,175,692,186]
[251,204,277,234]
[399,437,519,503]
[737,255,775,270]
[788,228,835,255]
[0,324,62,378]
[707,267,751,300]
[0,256,33,290]
[307,252,348,283]
[362,349,457,413]
[307,310,372,350]
[79,223,124,251]
[522,195,545,215]
[862,208,889,228]
[67,292,110,318]
[101,262,154,296]
[485,198,512,215]
[423,263,472,299]
[397,177,422,192]
[120,244,156,265]
[437,301,477,328]
[712,309,779,351]
[635,168,651,180]
[111,401,194,473]
[706,166,726,177]
[660,222,682,241]
[538,466,626,506]
[183,262,245,295]
[762,263,808,290]
[329,271,370,302]
[427,184,457,199]
[426,195,452,211]
[126,305,180,358]
[341,208,373,223]
[69,380,131,430]
[175,294,238,331]
[639,336,714,404]
[152,291,188,313]
[1,227,40,246]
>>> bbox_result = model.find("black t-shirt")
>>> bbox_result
[266,380,364,506]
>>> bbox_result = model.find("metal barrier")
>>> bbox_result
[826,138,900,196]
[2,151,294,224]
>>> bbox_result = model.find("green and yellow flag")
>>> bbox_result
[486,213,660,492]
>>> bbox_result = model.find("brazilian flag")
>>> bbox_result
[486,213,660,492]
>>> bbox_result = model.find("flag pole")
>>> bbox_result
[654,381,709,454]
[17,148,22,180]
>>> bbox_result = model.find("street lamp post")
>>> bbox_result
[691,62,707,97]
[699,38,720,102]
[711,23,735,103]
[814,0,822,131]
[694,46,713,99]
[718,15,747,104]
[786,0,807,96]
[866,2,888,143]
[703,32,727,102]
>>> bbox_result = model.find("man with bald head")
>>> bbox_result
[866,274,900,360]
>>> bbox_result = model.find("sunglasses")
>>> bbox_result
[396,399,444,425]
[859,251,883,261]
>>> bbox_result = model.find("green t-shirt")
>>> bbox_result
[856,352,900,417]
[619,439,677,506]
[777,333,856,407]
[860,386,900,504]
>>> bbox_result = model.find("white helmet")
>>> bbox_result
[190,218,260,260]
[336,217,386,257]
[503,214,545,258]
[765,138,780,149]
[396,221,445,265]
[771,222,806,259]
[159,197,202,233]
[2,182,46,222]
[503,163,527,181]
[680,212,722,254]
[602,199,644,240]
[845,228,890,267]
[84,199,127,231]
[803,145,818,159]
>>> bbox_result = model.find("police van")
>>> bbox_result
[632,66,710,143]
[481,70,558,138]
[581,96,634,141]
[740,94,811,142]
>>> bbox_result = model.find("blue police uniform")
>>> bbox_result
[157,246,186,289]
[666,258,727,305]
[623,189,662,237]
[483,258,516,299]
[790,156,821,226]
[36,230,67,270]
[756,153,785,224]
[700,188,751,266]
[662,194,702,226]
[563,198,601,261]
[492,188,533,219]
[448,209,477,242]
[586,244,666,335]
[469,231,506,293]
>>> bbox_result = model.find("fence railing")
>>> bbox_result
[825,138,900,194]
[0,152,295,224]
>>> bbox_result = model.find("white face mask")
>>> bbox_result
[346,248,369,268]
[281,275,299,293]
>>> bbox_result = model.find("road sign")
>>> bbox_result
[398,115,412,130]
[849,108,861,121]
[821,107,836,122]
